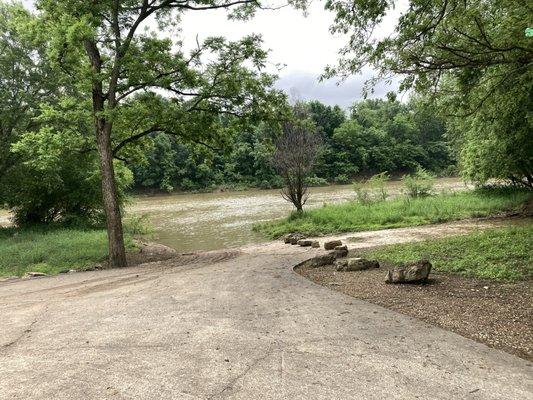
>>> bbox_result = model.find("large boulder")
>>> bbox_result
[324,240,342,250]
[311,241,320,248]
[385,260,432,284]
[335,258,379,271]
[297,239,314,247]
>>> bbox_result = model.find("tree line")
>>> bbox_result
[131,97,454,193]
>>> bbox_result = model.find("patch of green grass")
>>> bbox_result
[255,187,531,238]
[0,226,135,277]
[363,225,533,280]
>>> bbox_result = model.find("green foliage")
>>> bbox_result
[402,168,435,198]
[0,226,135,277]
[353,172,390,204]
[330,98,452,180]
[352,181,372,205]
[305,176,329,187]
[3,98,133,225]
[131,97,454,193]
[326,0,532,186]
[364,225,533,281]
[255,188,531,238]
[367,172,390,201]
[334,174,350,184]
[131,122,282,191]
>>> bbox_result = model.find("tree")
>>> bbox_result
[5,98,132,225]
[36,0,290,267]
[325,0,532,186]
[0,2,59,204]
[273,111,321,212]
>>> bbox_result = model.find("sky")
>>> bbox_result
[22,0,404,108]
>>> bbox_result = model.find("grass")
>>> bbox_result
[255,187,532,238]
[0,225,136,278]
[362,225,533,280]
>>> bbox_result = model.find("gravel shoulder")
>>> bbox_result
[296,265,533,361]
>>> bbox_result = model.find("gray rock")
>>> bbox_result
[284,233,306,245]
[324,240,342,250]
[332,248,348,259]
[311,241,320,248]
[385,260,432,284]
[297,240,314,247]
[335,258,379,272]
[301,253,336,268]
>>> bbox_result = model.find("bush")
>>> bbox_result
[305,176,328,187]
[367,172,390,201]
[334,174,350,184]
[353,181,372,205]
[402,167,435,198]
[353,171,390,204]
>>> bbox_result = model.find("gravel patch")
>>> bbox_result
[296,264,533,361]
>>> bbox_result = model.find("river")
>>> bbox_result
[127,177,467,252]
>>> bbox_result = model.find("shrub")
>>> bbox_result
[353,171,390,204]
[334,174,350,184]
[305,176,328,187]
[402,167,435,198]
[367,172,390,201]
[353,181,372,205]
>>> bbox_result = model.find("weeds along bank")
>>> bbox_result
[0,224,140,278]
[255,172,532,238]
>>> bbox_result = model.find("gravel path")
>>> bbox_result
[297,266,533,361]
[1,219,532,399]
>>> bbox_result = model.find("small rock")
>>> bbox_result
[324,240,342,250]
[297,239,314,247]
[385,260,432,284]
[301,253,336,268]
[332,247,348,259]
[335,257,379,271]
[483,286,489,290]
[284,233,306,245]
[311,241,320,248]
[23,271,48,278]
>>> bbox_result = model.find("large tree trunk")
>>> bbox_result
[84,38,127,268]
[96,121,127,268]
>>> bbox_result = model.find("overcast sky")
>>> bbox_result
[23,0,404,108]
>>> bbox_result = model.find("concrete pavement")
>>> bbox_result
[1,240,532,399]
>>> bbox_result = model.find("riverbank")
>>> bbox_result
[0,226,132,278]
[128,177,467,252]
[255,187,532,238]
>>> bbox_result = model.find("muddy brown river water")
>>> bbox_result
[127,177,467,252]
